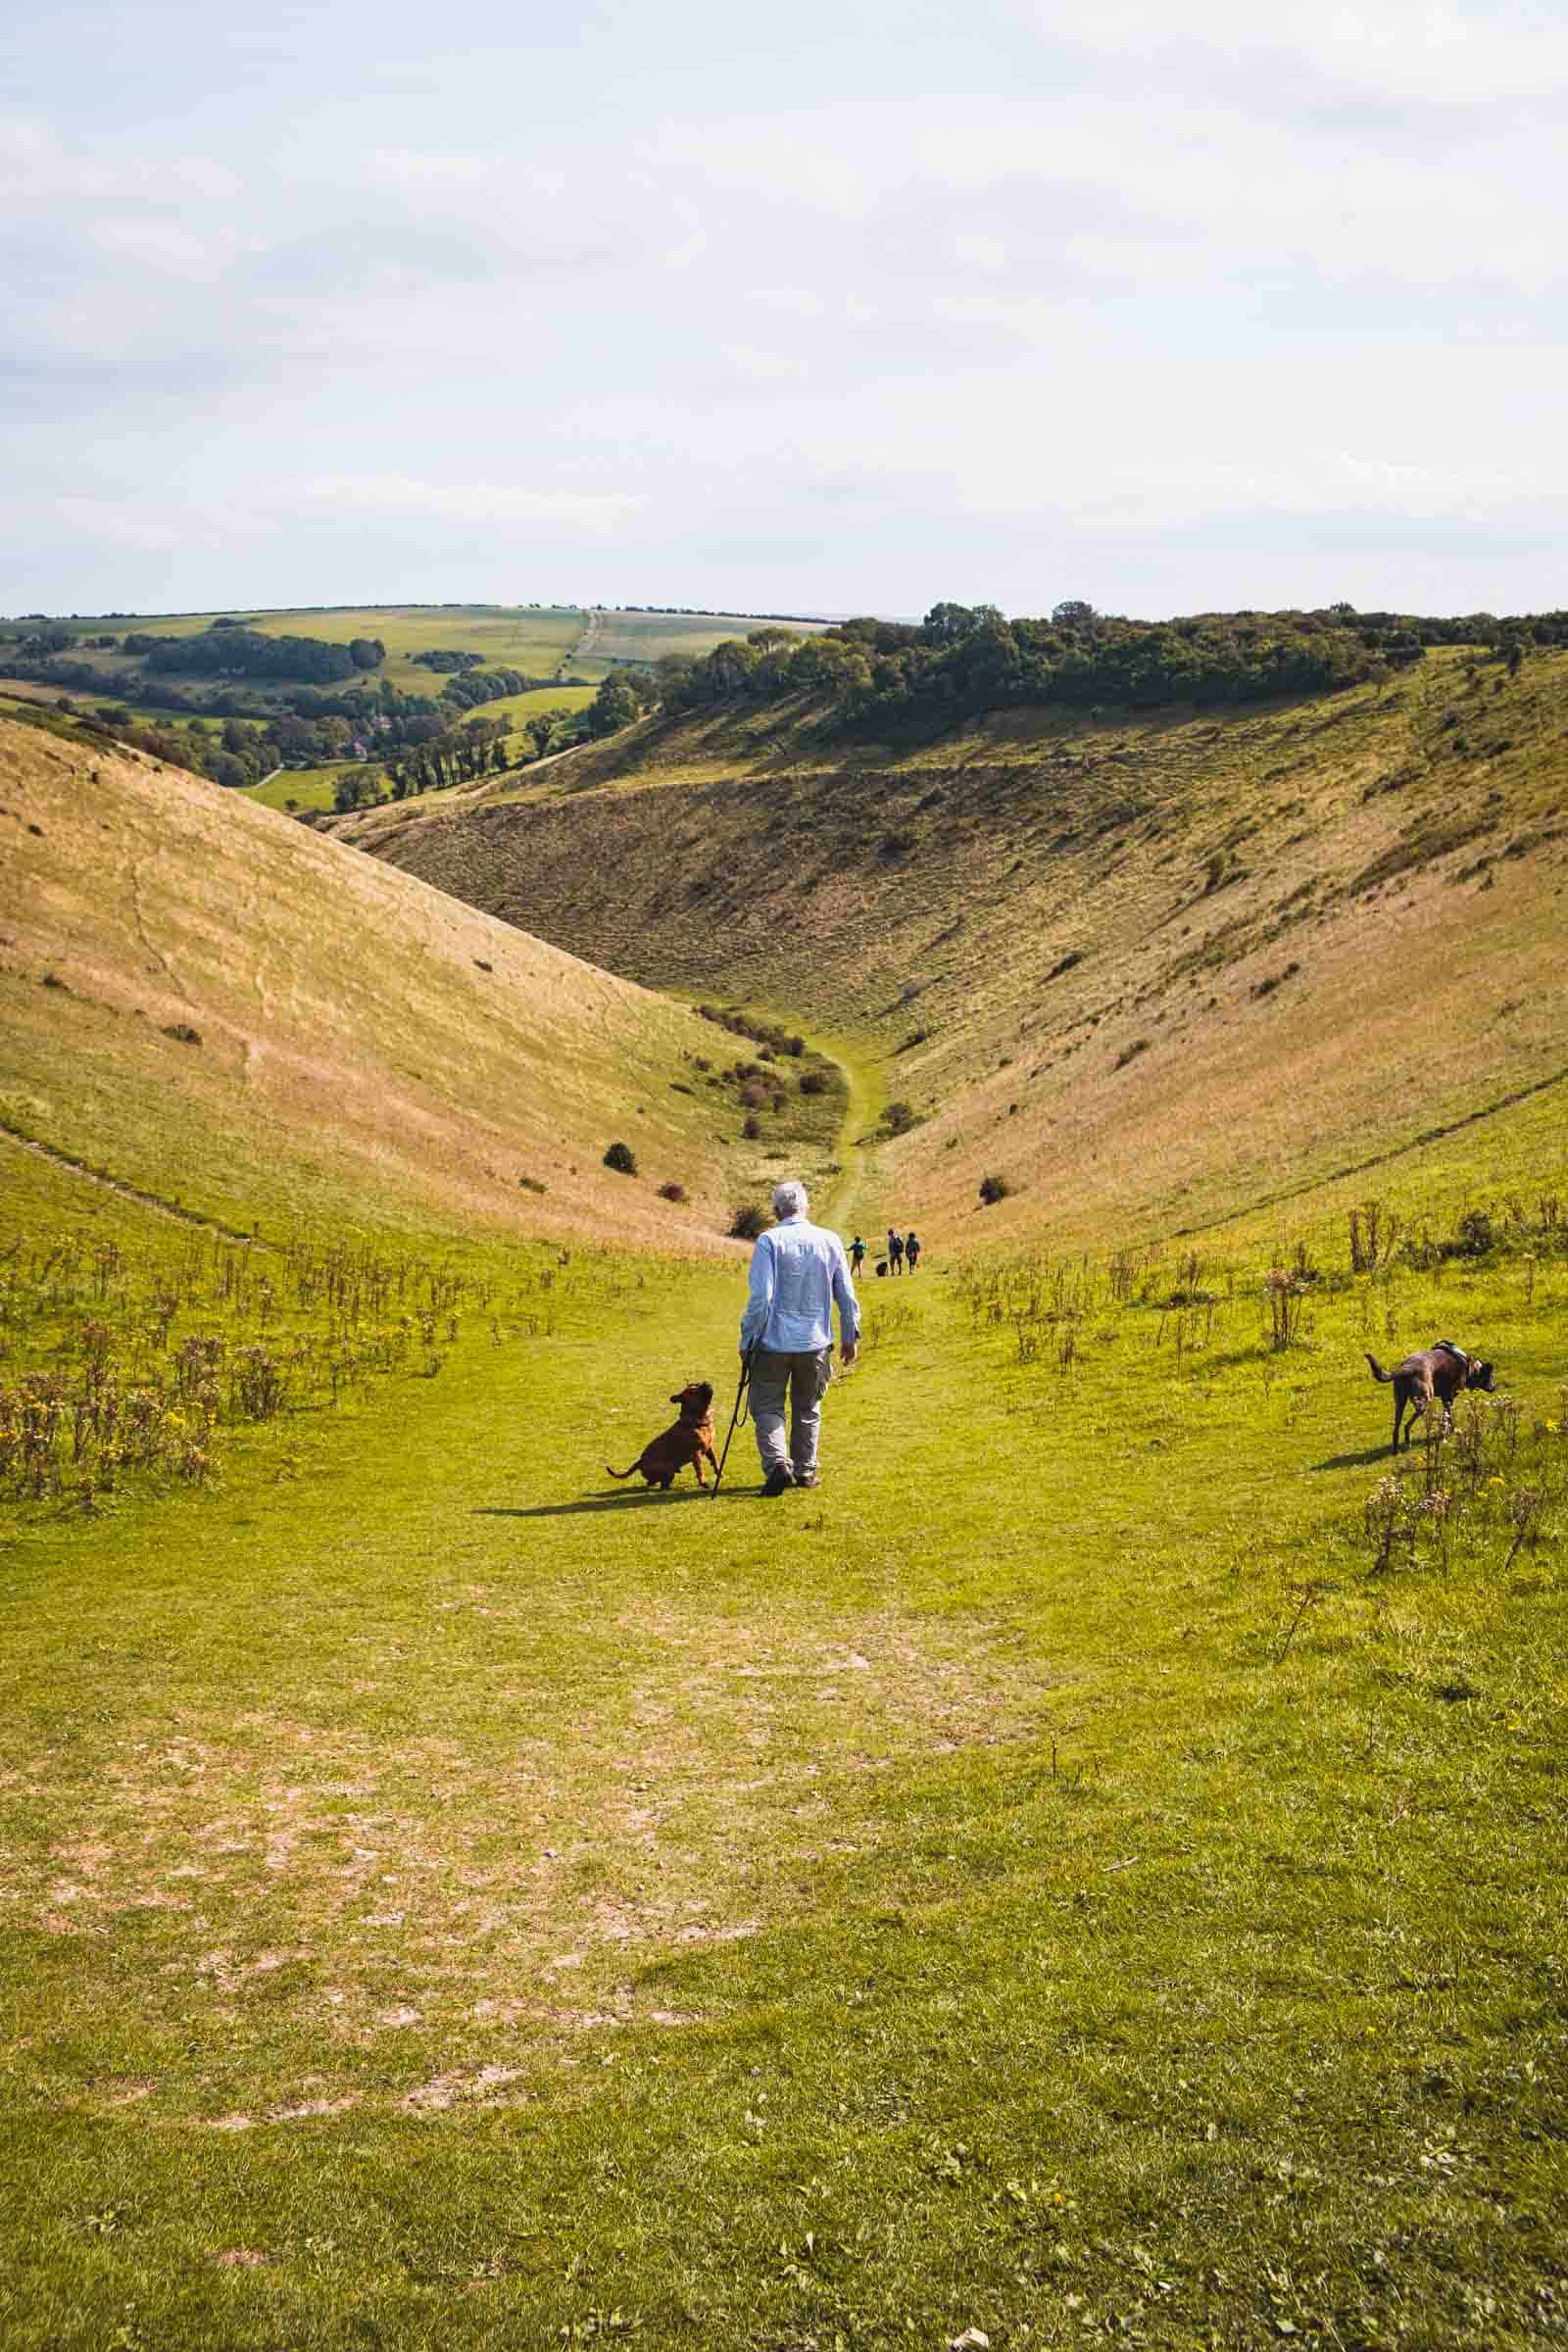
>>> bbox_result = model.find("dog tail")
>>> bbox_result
[1365,1352,1393,1384]
[605,1462,637,1480]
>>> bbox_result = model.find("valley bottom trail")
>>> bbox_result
[6,1256,1054,2114]
[11,1213,1564,2346]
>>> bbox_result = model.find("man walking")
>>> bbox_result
[905,1229,922,1273]
[741,1180,859,1496]
[887,1228,905,1276]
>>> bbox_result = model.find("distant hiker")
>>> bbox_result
[887,1229,905,1275]
[740,1180,859,1495]
[905,1230,922,1272]
[850,1234,867,1275]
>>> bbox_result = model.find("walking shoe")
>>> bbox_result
[792,1469,818,1489]
[761,1464,795,1497]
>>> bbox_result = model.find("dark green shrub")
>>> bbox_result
[729,1201,769,1240]
[978,1173,1011,1205]
[658,1181,687,1202]
[603,1142,638,1176]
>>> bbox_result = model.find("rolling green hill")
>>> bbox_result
[335,646,1568,1249]
[0,602,830,710]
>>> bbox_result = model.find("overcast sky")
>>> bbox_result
[4,0,1565,619]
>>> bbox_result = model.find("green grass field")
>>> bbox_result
[4,658,1567,2347]
[6,607,815,705]
[3,1095,1565,2348]
[243,763,355,813]
[465,682,598,733]
[584,610,829,672]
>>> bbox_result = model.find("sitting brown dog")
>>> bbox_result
[1365,1339,1496,1451]
[607,1381,718,1489]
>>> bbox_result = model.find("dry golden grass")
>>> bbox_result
[0,719,748,1245]
[337,652,1568,1249]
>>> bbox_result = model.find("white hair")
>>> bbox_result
[772,1179,808,1220]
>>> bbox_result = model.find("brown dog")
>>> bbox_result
[607,1381,718,1489]
[1365,1340,1496,1451]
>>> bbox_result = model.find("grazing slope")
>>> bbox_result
[338,649,1568,1244]
[0,718,739,1244]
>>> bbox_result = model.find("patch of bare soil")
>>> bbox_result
[15,1605,1052,2119]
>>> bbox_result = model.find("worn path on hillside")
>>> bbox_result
[0,1124,262,1241]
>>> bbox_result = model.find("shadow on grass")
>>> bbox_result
[476,1487,757,1519]
[1308,1445,1394,1472]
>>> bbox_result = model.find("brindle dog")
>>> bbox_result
[607,1381,718,1489]
[1365,1340,1496,1451]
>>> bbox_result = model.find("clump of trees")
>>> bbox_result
[640,601,1568,737]
[439,665,538,710]
[127,627,384,684]
[579,666,661,738]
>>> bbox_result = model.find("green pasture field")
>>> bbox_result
[0,678,129,716]
[240,690,596,813]
[3,1082,1566,2350]
[4,609,587,704]
[8,608,807,704]
[466,682,598,734]
[243,763,351,813]
[585,610,830,672]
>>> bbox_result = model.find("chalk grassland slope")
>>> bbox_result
[337,650,1568,1246]
[0,719,738,1246]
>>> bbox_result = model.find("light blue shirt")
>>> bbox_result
[740,1214,860,1355]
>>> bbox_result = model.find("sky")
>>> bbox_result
[4,0,1566,620]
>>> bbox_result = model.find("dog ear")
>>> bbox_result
[669,1392,683,1403]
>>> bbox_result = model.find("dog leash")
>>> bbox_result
[710,1347,754,1499]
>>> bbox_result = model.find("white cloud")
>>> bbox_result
[1025,0,1568,108]
[4,1,1567,614]
[300,477,647,532]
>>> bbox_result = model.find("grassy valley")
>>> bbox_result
[3,628,1566,2350]
[335,645,1568,1249]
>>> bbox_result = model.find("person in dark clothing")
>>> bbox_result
[849,1234,867,1275]
[887,1229,905,1275]
[905,1230,921,1272]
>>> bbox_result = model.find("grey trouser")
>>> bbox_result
[749,1348,833,1476]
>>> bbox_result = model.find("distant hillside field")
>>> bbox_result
[0,603,829,710]
[336,646,1568,1248]
[241,689,599,813]
[0,716,775,1245]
